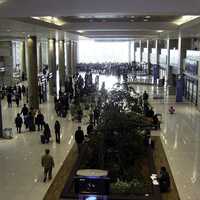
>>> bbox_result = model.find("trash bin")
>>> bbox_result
[3,128,13,139]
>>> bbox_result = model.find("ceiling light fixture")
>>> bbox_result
[0,0,6,5]
[145,16,151,19]
[144,19,148,22]
[172,15,200,25]
[130,16,135,18]
[77,30,85,33]
[31,16,66,26]
[157,30,164,33]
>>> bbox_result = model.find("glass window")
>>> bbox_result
[78,40,129,63]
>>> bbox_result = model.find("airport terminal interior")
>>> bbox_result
[1,1,200,200]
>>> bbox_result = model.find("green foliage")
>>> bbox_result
[80,85,151,194]
[111,180,131,194]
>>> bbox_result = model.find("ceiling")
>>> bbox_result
[0,0,199,40]
[0,0,200,17]
[60,15,180,39]
[62,16,179,23]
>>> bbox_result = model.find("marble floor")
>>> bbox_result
[144,85,200,200]
[0,95,86,200]
[0,77,200,200]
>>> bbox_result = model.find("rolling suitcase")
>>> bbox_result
[40,135,45,144]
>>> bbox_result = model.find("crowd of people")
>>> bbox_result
[77,61,149,76]
[0,84,27,107]
[14,103,62,146]
[6,67,172,189]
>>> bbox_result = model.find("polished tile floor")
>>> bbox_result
[0,95,86,200]
[0,77,200,200]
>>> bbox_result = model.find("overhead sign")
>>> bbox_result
[186,50,200,61]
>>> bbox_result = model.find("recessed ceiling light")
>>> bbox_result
[31,16,66,26]
[157,30,164,33]
[130,19,134,22]
[77,30,84,33]
[173,15,200,25]
[130,16,135,18]
[144,19,148,22]
[7,29,11,32]
[145,16,151,19]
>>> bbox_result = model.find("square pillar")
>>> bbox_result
[48,38,56,95]
[27,36,39,109]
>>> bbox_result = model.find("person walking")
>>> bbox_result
[143,90,149,103]
[43,123,51,143]
[27,111,35,131]
[17,85,22,100]
[41,149,55,182]
[75,126,84,153]
[93,107,100,126]
[15,93,20,107]
[36,110,44,131]
[7,92,12,108]
[77,105,83,123]
[22,85,26,96]
[15,113,23,133]
[54,120,61,143]
[20,104,29,129]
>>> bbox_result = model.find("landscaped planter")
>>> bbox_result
[60,144,161,200]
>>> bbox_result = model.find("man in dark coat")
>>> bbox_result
[54,120,61,143]
[21,104,29,129]
[15,93,20,107]
[158,166,170,192]
[7,92,12,108]
[75,126,84,153]
[15,113,23,133]
[43,123,51,143]
[36,111,44,131]
[93,107,100,126]
[143,91,149,102]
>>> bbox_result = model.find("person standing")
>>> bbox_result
[15,113,23,133]
[41,149,55,182]
[54,120,61,143]
[75,126,84,153]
